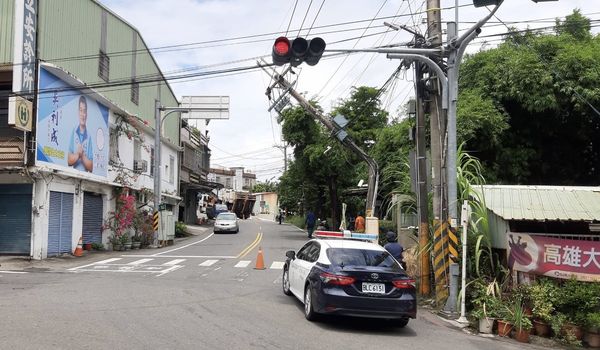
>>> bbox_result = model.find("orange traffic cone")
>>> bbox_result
[254,246,266,270]
[73,236,84,257]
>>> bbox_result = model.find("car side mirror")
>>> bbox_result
[286,250,295,260]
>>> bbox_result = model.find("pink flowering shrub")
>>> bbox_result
[104,192,137,243]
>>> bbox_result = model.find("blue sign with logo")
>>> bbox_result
[36,67,109,178]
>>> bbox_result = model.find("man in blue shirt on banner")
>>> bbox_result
[67,95,94,172]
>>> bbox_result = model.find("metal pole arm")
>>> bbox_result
[327,47,442,56]
[452,1,502,49]
[386,53,448,110]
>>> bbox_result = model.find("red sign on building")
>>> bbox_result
[508,233,600,282]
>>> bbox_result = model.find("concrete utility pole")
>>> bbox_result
[415,62,431,296]
[426,0,445,231]
[259,61,379,223]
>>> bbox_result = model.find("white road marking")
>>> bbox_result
[270,261,285,270]
[0,271,28,274]
[68,258,123,271]
[234,260,251,268]
[199,259,219,267]
[95,258,123,264]
[162,259,186,266]
[127,258,154,265]
[153,233,215,256]
[156,265,183,277]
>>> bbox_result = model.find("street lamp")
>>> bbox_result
[152,97,229,247]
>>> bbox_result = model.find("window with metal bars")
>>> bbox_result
[130,80,139,105]
[98,50,110,82]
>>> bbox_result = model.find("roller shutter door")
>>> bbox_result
[0,184,32,255]
[47,192,74,256]
[82,192,103,245]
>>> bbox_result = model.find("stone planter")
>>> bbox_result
[497,320,513,337]
[132,241,141,249]
[124,242,132,250]
[479,317,495,334]
[112,243,123,251]
[533,319,551,337]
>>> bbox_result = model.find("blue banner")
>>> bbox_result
[36,68,109,178]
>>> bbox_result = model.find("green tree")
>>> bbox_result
[458,10,600,185]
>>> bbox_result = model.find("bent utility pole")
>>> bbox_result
[259,60,379,220]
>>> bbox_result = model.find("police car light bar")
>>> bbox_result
[314,230,378,241]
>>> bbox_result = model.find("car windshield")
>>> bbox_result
[217,213,236,220]
[326,248,400,269]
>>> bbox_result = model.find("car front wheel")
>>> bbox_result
[304,285,318,321]
[282,267,292,296]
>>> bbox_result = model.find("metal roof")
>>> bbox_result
[478,185,600,222]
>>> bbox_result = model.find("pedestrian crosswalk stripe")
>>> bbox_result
[199,259,219,267]
[94,258,122,264]
[234,260,251,268]
[270,261,285,270]
[163,259,186,266]
[127,258,154,265]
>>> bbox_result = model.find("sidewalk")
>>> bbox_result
[418,307,566,349]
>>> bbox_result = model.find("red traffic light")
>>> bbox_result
[272,37,291,66]
[274,37,290,55]
[271,36,325,67]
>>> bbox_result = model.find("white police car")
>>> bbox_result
[282,231,416,326]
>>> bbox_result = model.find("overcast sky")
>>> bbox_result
[100,0,599,182]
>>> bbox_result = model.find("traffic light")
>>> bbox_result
[272,36,326,67]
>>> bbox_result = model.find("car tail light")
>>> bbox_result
[392,279,416,289]
[320,272,356,286]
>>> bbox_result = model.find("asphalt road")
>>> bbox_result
[0,217,538,350]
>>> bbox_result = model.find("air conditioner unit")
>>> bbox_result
[133,160,148,173]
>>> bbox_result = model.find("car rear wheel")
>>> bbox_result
[304,285,318,321]
[282,268,292,296]
[392,318,409,328]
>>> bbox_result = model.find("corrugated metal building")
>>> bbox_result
[0,0,181,258]
[477,185,600,282]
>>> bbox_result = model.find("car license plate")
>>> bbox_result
[362,283,385,294]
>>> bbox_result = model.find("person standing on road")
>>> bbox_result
[278,209,284,224]
[354,213,365,233]
[305,210,316,239]
[384,231,406,270]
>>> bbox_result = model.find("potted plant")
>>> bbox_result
[496,300,513,337]
[529,279,557,337]
[131,234,142,249]
[109,235,122,251]
[585,312,600,348]
[507,299,532,343]
[121,234,132,250]
[470,279,502,334]
[556,278,599,342]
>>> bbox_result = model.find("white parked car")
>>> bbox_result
[214,212,239,234]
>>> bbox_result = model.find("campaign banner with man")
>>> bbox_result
[508,232,600,282]
[36,67,109,178]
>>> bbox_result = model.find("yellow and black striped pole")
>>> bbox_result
[433,220,449,306]
[153,211,159,231]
